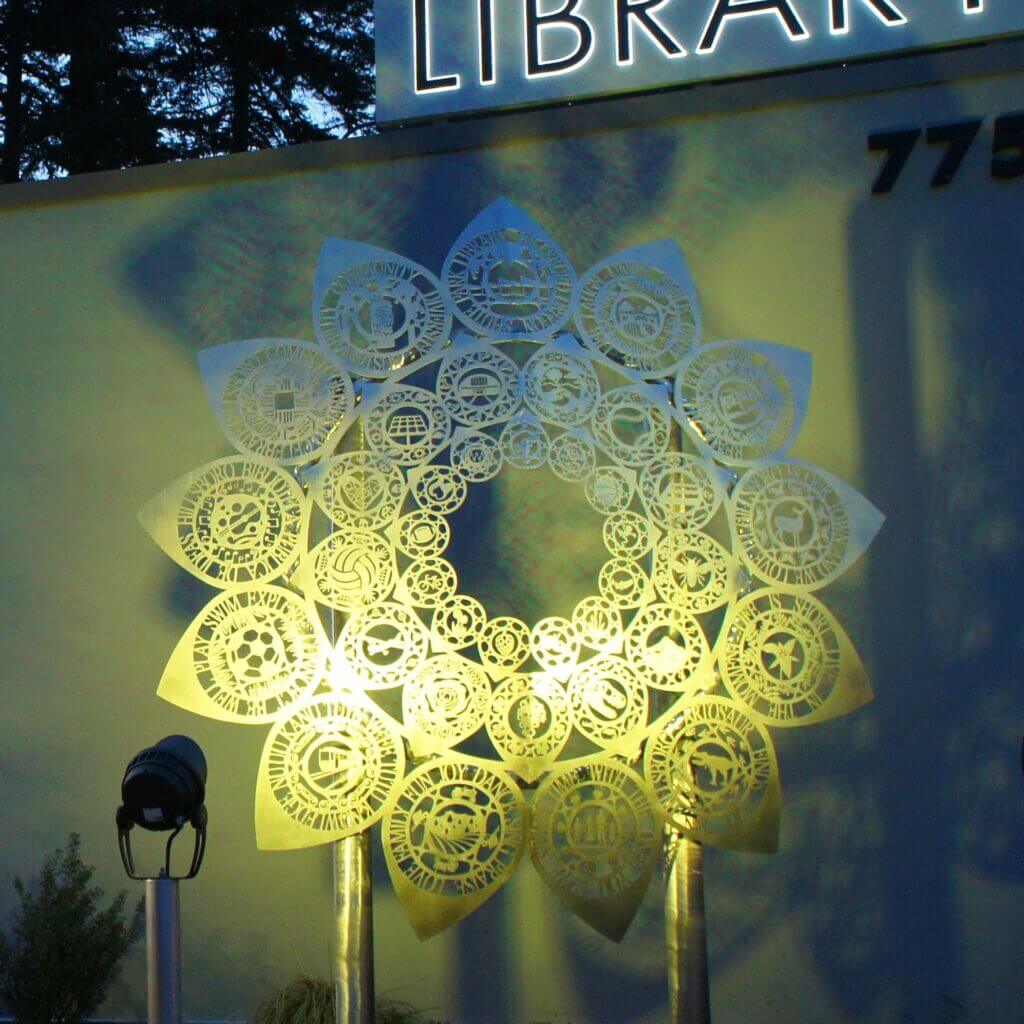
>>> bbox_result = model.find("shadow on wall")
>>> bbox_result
[121,74,1024,1024]
[848,78,1024,1022]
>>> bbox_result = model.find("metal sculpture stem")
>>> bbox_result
[332,832,375,1024]
[665,833,710,1024]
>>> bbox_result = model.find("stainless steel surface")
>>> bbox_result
[332,832,375,1024]
[666,833,710,1024]
[145,877,182,1024]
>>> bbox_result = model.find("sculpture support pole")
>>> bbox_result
[665,832,711,1024]
[333,832,375,1024]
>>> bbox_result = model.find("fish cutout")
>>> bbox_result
[382,759,526,939]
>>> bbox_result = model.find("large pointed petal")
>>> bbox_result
[441,198,576,338]
[138,457,309,588]
[718,590,873,728]
[312,239,451,379]
[575,240,701,379]
[382,759,526,939]
[198,339,354,464]
[255,695,405,850]
[730,459,884,591]
[675,341,811,465]
[644,697,781,853]
[530,760,660,941]
[157,585,327,724]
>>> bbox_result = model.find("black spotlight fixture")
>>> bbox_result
[117,735,208,880]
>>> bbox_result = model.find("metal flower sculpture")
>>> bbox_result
[140,199,883,941]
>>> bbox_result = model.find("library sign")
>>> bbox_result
[375,0,1024,122]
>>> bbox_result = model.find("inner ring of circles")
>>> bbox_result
[322,338,728,771]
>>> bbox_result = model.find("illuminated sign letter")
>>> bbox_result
[414,0,460,93]
[525,0,595,77]
[616,0,687,65]
[697,0,810,54]
[479,0,496,84]
[830,0,906,34]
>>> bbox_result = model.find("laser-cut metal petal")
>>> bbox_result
[530,760,661,941]
[139,457,309,588]
[255,695,405,850]
[313,239,451,379]
[730,459,884,591]
[718,590,873,727]
[294,531,398,612]
[487,672,572,782]
[442,198,576,338]
[576,240,701,378]
[675,341,811,465]
[361,383,453,467]
[382,759,526,939]
[198,338,354,464]
[157,585,326,724]
[644,697,781,853]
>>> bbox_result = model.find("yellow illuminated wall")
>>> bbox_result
[0,56,1021,1024]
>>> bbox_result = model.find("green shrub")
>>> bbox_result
[0,833,144,1024]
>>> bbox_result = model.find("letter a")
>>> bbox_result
[697,0,809,55]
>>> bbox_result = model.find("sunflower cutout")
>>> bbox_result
[140,199,883,942]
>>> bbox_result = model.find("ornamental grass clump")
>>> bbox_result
[252,975,424,1024]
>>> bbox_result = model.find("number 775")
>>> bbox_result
[868,112,1024,193]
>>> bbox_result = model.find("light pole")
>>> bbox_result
[117,735,209,1024]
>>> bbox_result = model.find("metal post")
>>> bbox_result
[145,876,182,1024]
[333,831,375,1024]
[665,833,710,1024]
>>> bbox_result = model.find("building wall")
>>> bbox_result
[0,47,1020,1024]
